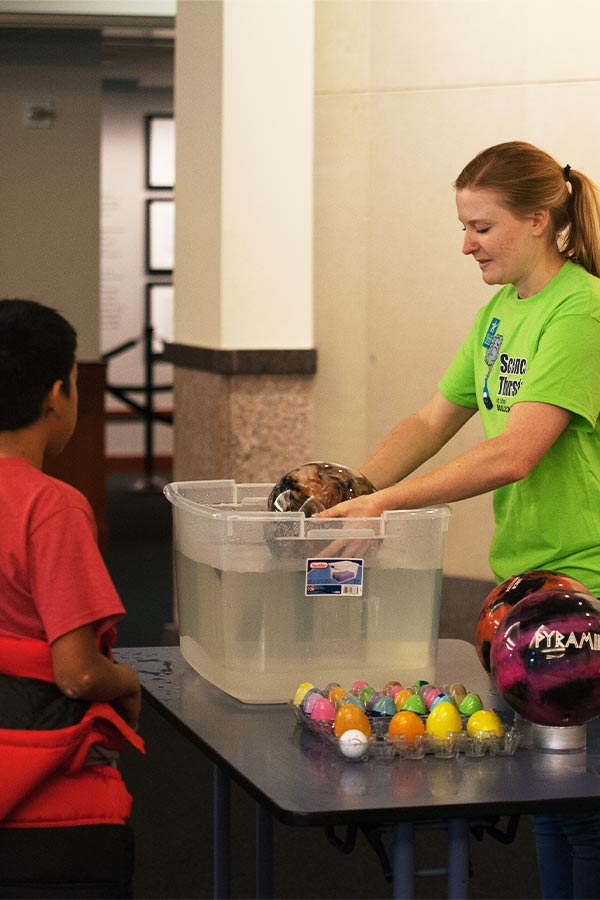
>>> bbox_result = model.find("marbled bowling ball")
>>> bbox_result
[475,570,590,673]
[490,590,600,726]
[267,461,375,517]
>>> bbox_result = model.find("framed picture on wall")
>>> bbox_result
[147,282,174,354]
[145,114,175,189]
[146,199,174,274]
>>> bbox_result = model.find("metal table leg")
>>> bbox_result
[447,818,469,899]
[213,765,231,899]
[256,803,274,899]
[392,821,415,900]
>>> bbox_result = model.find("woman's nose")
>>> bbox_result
[462,232,478,255]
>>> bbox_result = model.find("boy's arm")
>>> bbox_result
[50,624,141,729]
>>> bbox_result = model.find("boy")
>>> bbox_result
[0,299,144,899]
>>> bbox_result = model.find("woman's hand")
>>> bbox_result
[314,491,388,519]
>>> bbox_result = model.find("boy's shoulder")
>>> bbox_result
[0,458,91,517]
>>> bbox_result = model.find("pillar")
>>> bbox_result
[169,0,315,483]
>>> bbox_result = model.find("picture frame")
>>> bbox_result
[146,198,174,274]
[145,114,175,189]
[147,282,174,354]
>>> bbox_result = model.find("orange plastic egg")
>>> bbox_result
[394,688,414,711]
[328,685,347,707]
[334,703,372,738]
[388,711,425,742]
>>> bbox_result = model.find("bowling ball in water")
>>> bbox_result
[475,570,591,673]
[490,590,600,726]
[267,461,375,517]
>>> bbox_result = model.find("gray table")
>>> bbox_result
[117,640,600,900]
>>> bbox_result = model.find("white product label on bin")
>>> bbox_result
[305,558,364,596]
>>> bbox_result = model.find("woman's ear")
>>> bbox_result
[532,208,551,235]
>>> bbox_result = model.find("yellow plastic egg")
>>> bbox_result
[467,709,505,738]
[426,701,462,738]
[293,681,315,706]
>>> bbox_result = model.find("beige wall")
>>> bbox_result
[0,29,102,361]
[313,0,600,580]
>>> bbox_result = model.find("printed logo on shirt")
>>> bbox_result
[481,318,528,413]
[498,353,527,401]
[482,325,503,410]
[482,317,501,349]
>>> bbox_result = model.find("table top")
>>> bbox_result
[117,640,600,826]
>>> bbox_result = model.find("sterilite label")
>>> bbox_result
[305,558,364,596]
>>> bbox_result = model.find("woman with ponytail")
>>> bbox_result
[320,141,600,898]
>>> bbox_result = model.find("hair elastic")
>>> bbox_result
[563,164,571,181]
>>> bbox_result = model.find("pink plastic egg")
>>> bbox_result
[310,697,337,722]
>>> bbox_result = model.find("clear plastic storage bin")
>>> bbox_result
[164,480,451,703]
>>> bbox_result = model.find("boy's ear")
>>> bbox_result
[44,380,64,413]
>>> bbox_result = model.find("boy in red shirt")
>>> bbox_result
[0,299,144,899]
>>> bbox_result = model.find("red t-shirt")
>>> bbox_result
[0,458,124,644]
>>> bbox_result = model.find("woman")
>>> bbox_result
[320,141,600,899]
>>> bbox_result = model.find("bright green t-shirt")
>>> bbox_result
[438,260,600,593]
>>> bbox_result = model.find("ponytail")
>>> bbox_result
[561,169,600,278]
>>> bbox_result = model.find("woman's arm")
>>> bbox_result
[322,399,572,517]
[50,624,141,729]
[360,391,477,489]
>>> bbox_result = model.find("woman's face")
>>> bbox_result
[456,187,547,298]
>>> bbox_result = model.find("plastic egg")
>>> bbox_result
[423,687,443,709]
[401,693,426,715]
[324,681,341,693]
[339,729,369,760]
[302,689,325,715]
[293,681,315,706]
[359,685,376,706]
[343,694,366,712]
[371,695,397,717]
[430,693,454,710]
[384,680,403,694]
[334,703,371,738]
[387,684,404,701]
[310,696,337,723]
[467,709,505,738]
[366,691,385,711]
[426,701,462,738]
[413,679,429,692]
[350,680,369,696]
[394,688,414,711]
[328,685,347,707]
[459,693,484,715]
[388,711,425,742]
[446,682,467,705]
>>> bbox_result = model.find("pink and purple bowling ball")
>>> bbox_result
[490,590,600,726]
[475,570,591,673]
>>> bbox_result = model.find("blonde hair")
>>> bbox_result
[454,141,600,278]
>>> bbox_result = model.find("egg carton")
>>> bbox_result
[291,705,521,763]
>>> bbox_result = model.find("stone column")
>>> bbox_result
[169,0,315,483]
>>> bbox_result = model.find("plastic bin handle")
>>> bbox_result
[305,528,376,540]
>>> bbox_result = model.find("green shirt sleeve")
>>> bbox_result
[515,312,600,429]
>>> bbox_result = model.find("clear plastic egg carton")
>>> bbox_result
[291,705,521,763]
